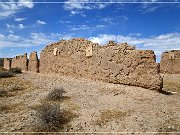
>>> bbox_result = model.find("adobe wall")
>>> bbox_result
[28,51,39,73]
[11,53,28,71]
[40,38,163,91]
[0,58,4,67]
[3,58,11,69]
[160,50,180,74]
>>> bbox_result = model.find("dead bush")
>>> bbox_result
[36,103,67,131]
[47,87,66,101]
[9,67,22,74]
[0,71,13,78]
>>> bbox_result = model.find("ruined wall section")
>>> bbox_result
[40,38,162,90]
[0,58,4,67]
[160,50,180,74]
[3,58,11,69]
[29,51,39,73]
[11,53,28,71]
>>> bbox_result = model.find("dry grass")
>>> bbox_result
[0,77,35,96]
[95,110,127,127]
[0,103,22,113]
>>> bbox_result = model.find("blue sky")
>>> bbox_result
[0,0,180,62]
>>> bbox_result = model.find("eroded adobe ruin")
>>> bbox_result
[40,38,163,90]
[160,50,180,74]
[28,51,39,73]
[11,53,28,71]
[3,38,165,90]
[3,58,11,69]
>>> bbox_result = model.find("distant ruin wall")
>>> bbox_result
[160,50,180,74]
[0,58,4,67]
[11,53,28,71]
[40,38,163,90]
[3,58,11,69]
[28,52,39,73]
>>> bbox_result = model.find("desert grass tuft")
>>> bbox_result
[95,110,127,127]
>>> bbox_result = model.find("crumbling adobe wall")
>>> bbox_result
[28,51,39,73]
[3,58,11,69]
[0,58,4,67]
[160,50,180,74]
[40,38,162,90]
[11,53,28,71]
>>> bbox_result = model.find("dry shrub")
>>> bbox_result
[35,102,71,131]
[0,71,13,78]
[9,67,22,74]
[47,87,66,101]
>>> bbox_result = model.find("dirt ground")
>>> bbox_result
[0,72,180,134]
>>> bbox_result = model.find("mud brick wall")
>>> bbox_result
[40,38,163,90]
[0,58,4,67]
[28,51,39,73]
[3,58,11,69]
[160,50,180,74]
[11,53,28,71]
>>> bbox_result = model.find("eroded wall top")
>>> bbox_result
[11,53,28,71]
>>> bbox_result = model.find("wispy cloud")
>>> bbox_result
[69,24,105,31]
[64,0,110,11]
[0,32,72,49]
[14,17,26,21]
[70,10,86,17]
[6,23,25,29]
[0,0,34,19]
[36,20,47,25]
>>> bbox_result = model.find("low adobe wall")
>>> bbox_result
[28,51,39,73]
[160,50,180,74]
[11,53,28,71]
[3,58,11,69]
[40,38,163,90]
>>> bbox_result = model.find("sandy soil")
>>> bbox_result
[0,72,180,134]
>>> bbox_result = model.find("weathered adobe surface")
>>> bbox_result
[160,50,180,74]
[28,51,39,73]
[11,53,28,71]
[40,38,163,90]
[3,58,11,69]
